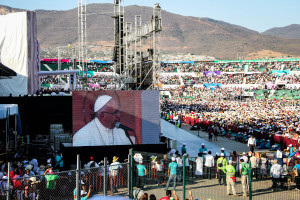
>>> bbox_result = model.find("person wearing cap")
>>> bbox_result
[266,140,271,149]
[181,143,187,155]
[241,152,248,163]
[109,156,123,192]
[44,167,59,191]
[204,151,214,179]
[165,157,178,191]
[136,160,147,189]
[199,143,207,155]
[247,135,256,153]
[220,148,226,157]
[73,181,92,200]
[273,149,286,167]
[0,176,13,198]
[217,153,227,185]
[223,160,237,196]
[195,153,203,178]
[86,157,99,170]
[270,159,283,192]
[73,95,135,146]
[240,158,249,197]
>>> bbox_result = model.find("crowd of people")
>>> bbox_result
[160,61,300,73]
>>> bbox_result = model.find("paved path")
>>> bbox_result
[161,119,250,157]
[180,123,250,154]
[161,119,231,157]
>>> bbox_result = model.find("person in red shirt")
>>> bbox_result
[160,190,171,200]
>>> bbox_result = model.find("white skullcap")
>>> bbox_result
[242,152,246,155]
[221,153,224,156]
[94,95,112,112]
[289,144,292,146]
[229,160,233,163]
[202,143,205,146]
[171,157,176,161]
[221,148,225,150]
[183,143,186,145]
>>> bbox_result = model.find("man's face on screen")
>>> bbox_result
[98,98,121,129]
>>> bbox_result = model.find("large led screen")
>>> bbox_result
[72,90,159,146]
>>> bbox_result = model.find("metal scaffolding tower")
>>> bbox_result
[113,2,162,90]
[78,0,88,78]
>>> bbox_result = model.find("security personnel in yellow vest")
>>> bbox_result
[223,160,237,196]
[216,153,227,185]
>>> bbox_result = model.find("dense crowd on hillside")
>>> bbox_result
[160,61,300,73]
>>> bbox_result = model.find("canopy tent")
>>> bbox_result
[37,70,79,90]
[161,61,195,64]
[0,104,21,154]
[203,71,221,76]
[40,58,71,63]
[89,60,113,64]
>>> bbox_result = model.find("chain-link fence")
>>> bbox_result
[3,152,300,200]
[129,152,300,200]
[3,157,130,200]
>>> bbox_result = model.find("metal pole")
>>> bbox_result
[130,148,133,199]
[104,157,108,196]
[6,162,10,200]
[14,114,17,150]
[127,153,131,197]
[249,161,252,200]
[183,155,186,200]
[5,109,8,155]
[76,154,81,200]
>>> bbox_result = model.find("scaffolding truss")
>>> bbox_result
[113,2,162,90]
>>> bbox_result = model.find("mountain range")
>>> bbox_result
[1,4,300,59]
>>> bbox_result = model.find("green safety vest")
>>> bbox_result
[224,165,236,177]
[241,163,249,176]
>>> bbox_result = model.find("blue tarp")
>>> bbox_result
[89,60,113,64]
[162,61,194,64]
[203,83,222,89]
[271,70,290,77]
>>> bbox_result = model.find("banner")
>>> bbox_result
[203,71,221,76]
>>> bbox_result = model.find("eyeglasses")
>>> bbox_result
[102,110,121,116]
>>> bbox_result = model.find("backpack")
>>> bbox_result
[218,158,224,168]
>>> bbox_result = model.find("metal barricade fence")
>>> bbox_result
[4,160,130,199]
[7,170,77,200]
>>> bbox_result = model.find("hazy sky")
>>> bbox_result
[1,0,299,32]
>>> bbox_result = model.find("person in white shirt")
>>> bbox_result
[195,153,203,178]
[176,155,183,182]
[270,159,283,192]
[241,152,249,163]
[249,153,259,179]
[85,157,100,173]
[73,95,135,146]
[204,151,214,179]
[247,135,256,153]
[109,156,123,193]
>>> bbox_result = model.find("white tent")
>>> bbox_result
[0,104,19,153]
[0,12,39,96]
